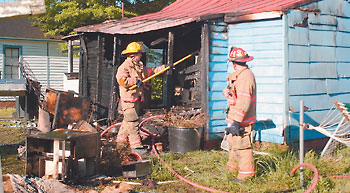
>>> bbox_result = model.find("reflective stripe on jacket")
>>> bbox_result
[225,66,256,126]
[116,57,165,103]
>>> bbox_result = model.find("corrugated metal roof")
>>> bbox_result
[75,0,318,35]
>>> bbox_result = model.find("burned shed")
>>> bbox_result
[67,0,350,146]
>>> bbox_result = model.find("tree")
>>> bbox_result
[33,0,175,37]
[123,0,176,15]
[33,0,136,36]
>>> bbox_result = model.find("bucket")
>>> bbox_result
[168,126,203,154]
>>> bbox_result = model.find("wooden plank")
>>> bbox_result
[228,34,282,44]
[209,61,228,72]
[228,19,282,29]
[201,23,210,142]
[287,10,308,27]
[308,13,336,26]
[209,119,226,127]
[309,30,336,46]
[209,72,227,81]
[289,94,334,112]
[252,58,283,66]
[228,26,282,37]
[288,45,309,62]
[257,93,284,103]
[257,103,284,114]
[310,46,336,62]
[251,66,283,77]
[337,63,350,78]
[210,46,227,55]
[210,39,227,47]
[309,24,336,31]
[227,42,283,51]
[209,125,226,133]
[336,47,350,62]
[210,32,228,40]
[289,79,326,95]
[209,54,227,62]
[209,25,227,32]
[209,81,226,91]
[288,27,309,45]
[289,62,310,78]
[209,109,226,120]
[255,77,283,84]
[337,17,350,32]
[209,101,227,110]
[336,32,350,47]
[209,91,226,101]
[310,62,337,78]
[326,78,350,94]
[246,50,283,59]
[258,83,284,93]
[317,0,350,17]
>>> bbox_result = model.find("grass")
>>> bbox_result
[0,115,349,192]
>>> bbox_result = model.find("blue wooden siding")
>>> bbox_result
[228,19,285,144]
[208,21,228,139]
[286,0,350,144]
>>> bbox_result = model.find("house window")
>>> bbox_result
[4,47,20,79]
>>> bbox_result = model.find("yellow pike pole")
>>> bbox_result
[129,51,198,90]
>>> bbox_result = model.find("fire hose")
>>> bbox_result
[290,163,319,193]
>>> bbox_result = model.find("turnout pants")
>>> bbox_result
[116,101,142,149]
[227,124,255,180]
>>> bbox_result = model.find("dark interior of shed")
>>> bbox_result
[77,22,204,122]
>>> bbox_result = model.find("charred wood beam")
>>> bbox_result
[80,35,89,97]
[95,35,103,115]
[165,31,174,110]
[184,63,201,74]
[200,23,209,141]
[108,36,121,122]
[150,37,167,47]
[184,73,200,80]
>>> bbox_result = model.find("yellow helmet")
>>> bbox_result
[122,42,148,55]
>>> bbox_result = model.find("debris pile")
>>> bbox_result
[164,106,207,128]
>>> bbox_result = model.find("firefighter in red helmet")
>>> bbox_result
[116,42,166,152]
[223,47,256,181]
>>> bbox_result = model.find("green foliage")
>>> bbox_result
[32,0,175,37]
[32,0,137,36]
[123,0,176,15]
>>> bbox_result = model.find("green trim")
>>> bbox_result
[0,37,63,43]
[2,45,22,79]
[46,42,50,86]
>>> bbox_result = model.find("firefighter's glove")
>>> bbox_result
[225,121,244,136]
[136,79,143,88]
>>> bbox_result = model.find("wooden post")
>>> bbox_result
[68,40,73,73]
[61,140,66,180]
[201,23,210,142]
[53,140,60,179]
[108,36,121,122]
[166,31,174,109]
[95,35,103,115]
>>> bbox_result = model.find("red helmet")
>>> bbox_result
[228,47,254,63]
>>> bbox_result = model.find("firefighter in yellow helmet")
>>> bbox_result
[223,47,256,181]
[116,42,166,152]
